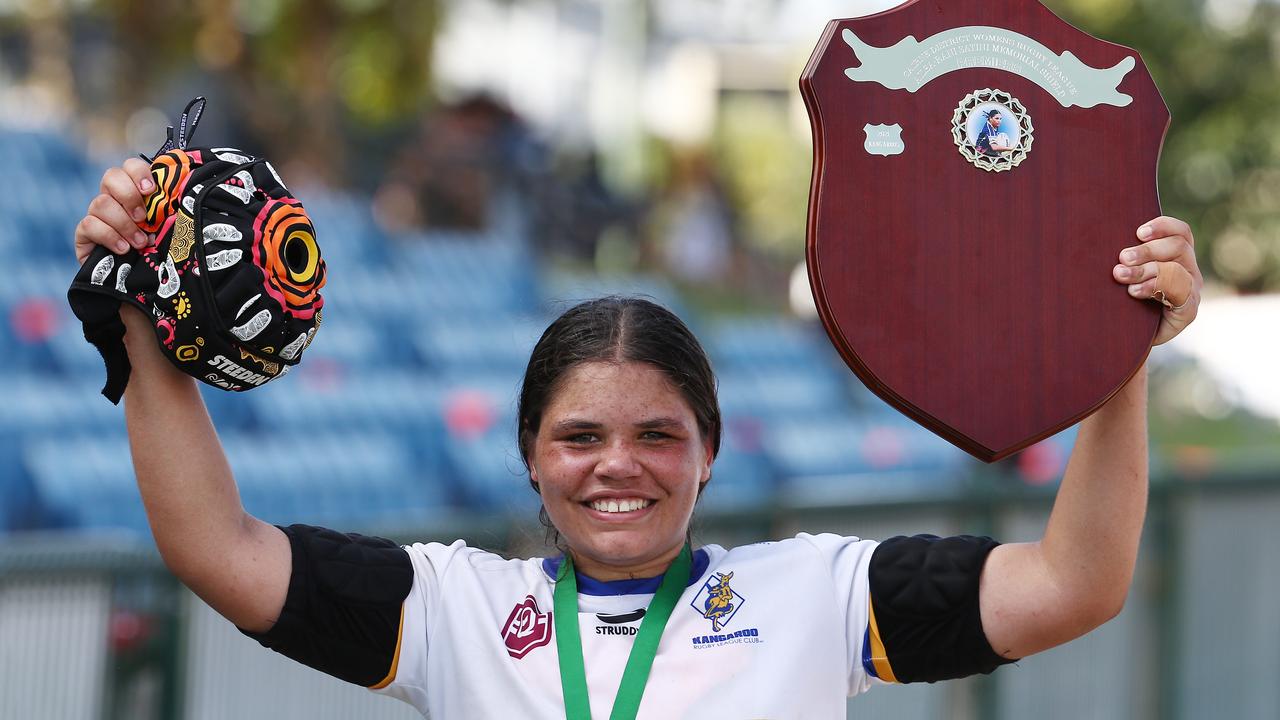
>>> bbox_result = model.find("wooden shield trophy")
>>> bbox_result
[801,0,1169,462]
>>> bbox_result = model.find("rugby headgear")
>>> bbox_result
[69,98,327,403]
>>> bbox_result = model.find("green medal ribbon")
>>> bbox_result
[554,544,692,720]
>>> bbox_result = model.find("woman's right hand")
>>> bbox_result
[74,158,157,264]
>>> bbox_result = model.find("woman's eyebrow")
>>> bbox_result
[550,419,601,432]
[636,417,685,430]
[550,417,686,432]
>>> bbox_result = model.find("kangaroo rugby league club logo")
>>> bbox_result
[690,570,761,648]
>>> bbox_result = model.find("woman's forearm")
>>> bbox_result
[120,306,245,566]
[980,364,1148,658]
[119,306,289,629]
[1040,364,1149,614]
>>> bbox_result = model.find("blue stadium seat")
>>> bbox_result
[0,262,76,374]
[244,371,448,486]
[706,318,842,373]
[540,272,687,319]
[11,206,82,260]
[0,376,125,433]
[323,266,519,329]
[21,424,450,535]
[296,188,391,266]
[699,414,776,512]
[764,413,872,480]
[413,316,544,376]
[388,238,538,316]
[407,367,514,491]
[302,311,395,369]
[23,435,150,535]
[763,412,971,506]
[715,367,851,419]
[1,396,82,533]
[223,430,449,528]
[198,383,258,431]
[439,417,537,514]
[0,433,45,531]
[429,373,525,510]
[0,131,92,178]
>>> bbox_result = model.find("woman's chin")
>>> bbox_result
[570,537,683,580]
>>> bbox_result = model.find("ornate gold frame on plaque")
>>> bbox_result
[951,88,1034,172]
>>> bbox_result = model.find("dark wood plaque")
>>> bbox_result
[801,0,1169,462]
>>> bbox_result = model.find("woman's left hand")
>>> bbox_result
[1112,216,1202,346]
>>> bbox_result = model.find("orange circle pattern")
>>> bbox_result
[254,199,326,318]
[140,150,193,233]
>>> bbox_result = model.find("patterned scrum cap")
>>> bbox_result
[69,97,327,403]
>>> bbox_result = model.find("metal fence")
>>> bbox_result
[2,465,1278,720]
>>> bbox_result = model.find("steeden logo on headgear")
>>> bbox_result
[501,595,553,659]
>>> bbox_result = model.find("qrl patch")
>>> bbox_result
[501,595,553,659]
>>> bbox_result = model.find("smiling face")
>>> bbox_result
[530,361,713,581]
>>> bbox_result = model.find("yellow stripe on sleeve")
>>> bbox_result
[867,599,899,683]
[368,603,406,690]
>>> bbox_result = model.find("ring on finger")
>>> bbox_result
[1152,289,1189,312]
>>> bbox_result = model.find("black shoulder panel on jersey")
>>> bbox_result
[868,534,1015,683]
[239,524,414,687]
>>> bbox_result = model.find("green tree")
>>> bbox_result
[1050,0,1280,291]
[89,0,440,184]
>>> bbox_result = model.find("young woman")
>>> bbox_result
[976,109,1015,157]
[75,158,1201,718]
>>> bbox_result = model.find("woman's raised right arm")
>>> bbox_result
[77,159,291,632]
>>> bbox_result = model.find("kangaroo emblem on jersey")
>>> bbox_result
[692,571,744,632]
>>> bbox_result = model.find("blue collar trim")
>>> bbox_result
[542,548,711,596]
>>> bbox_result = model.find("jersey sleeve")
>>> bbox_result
[864,534,1015,684]
[793,532,880,696]
[367,538,472,709]
[238,524,414,688]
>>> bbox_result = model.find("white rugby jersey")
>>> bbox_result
[371,533,881,719]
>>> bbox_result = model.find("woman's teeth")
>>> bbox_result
[589,498,652,513]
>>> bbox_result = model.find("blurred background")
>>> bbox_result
[0,0,1277,718]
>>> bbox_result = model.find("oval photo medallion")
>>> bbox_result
[952,89,1034,172]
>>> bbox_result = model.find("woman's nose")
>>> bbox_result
[596,440,641,479]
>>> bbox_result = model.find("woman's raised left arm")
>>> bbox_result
[978,216,1202,659]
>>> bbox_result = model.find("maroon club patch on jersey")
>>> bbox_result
[501,595,553,659]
